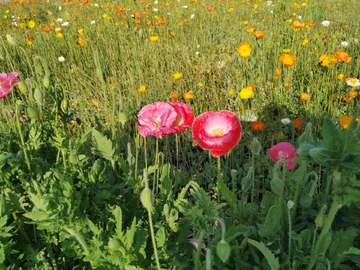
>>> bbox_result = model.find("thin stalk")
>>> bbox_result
[217,156,221,203]
[288,207,292,269]
[135,133,139,194]
[291,161,306,221]
[195,230,205,270]
[174,133,179,193]
[46,241,58,270]
[251,151,255,219]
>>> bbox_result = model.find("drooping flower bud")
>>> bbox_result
[69,154,78,164]
[61,98,69,114]
[300,194,312,207]
[43,76,50,89]
[315,205,327,228]
[140,187,153,211]
[270,178,284,195]
[26,106,40,120]
[33,88,45,105]
[250,137,262,155]
[17,81,28,95]
[216,240,231,263]
[6,34,19,46]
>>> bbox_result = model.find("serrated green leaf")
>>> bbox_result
[155,226,166,247]
[322,118,338,151]
[0,152,15,163]
[248,239,280,270]
[258,205,281,238]
[91,129,114,161]
[23,211,49,221]
[112,206,123,240]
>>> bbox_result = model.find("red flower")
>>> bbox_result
[251,121,265,131]
[294,118,302,132]
[268,142,297,170]
[192,111,242,157]
[168,102,194,134]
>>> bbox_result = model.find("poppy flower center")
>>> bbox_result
[173,116,182,126]
[351,79,357,84]
[152,116,161,128]
[211,127,224,137]
[278,151,289,159]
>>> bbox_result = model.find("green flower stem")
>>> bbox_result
[18,46,35,78]
[288,208,292,269]
[154,136,159,195]
[194,229,205,270]
[323,174,333,205]
[174,133,180,193]
[291,161,306,221]
[12,213,32,245]
[307,199,342,270]
[61,149,67,170]
[208,216,226,240]
[46,241,58,270]
[135,132,139,194]
[63,227,90,256]
[218,156,221,203]
[251,151,255,219]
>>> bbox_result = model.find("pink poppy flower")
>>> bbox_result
[192,110,242,157]
[0,72,19,99]
[136,102,177,137]
[268,142,297,170]
[168,102,194,133]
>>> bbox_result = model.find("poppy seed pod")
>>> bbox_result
[270,178,284,195]
[26,106,40,120]
[0,45,6,60]
[33,88,45,105]
[17,81,29,95]
[217,240,231,263]
[6,34,19,46]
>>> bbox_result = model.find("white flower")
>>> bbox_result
[298,15,302,20]
[56,18,63,22]
[346,78,360,87]
[341,41,349,47]
[355,39,359,44]
[195,52,199,55]
[321,20,331,27]
[55,27,62,32]
[13,22,17,26]
[48,12,53,15]
[281,118,291,124]
[91,20,96,24]
[191,14,195,19]
[94,3,98,7]
[197,45,200,48]
[62,22,69,26]
[167,13,171,15]
[240,110,258,122]
[267,1,273,5]
[58,56,65,62]
[59,6,62,10]
[153,8,158,12]
[131,14,134,17]
[182,5,188,8]
[154,0,158,3]
[217,61,225,69]
[270,10,273,14]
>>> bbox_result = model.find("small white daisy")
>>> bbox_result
[281,118,291,124]
[58,56,65,62]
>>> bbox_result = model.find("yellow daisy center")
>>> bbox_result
[211,128,224,137]
[351,79,357,84]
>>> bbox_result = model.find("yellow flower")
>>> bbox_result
[228,89,234,95]
[287,19,293,23]
[280,131,284,138]
[5,10,9,13]
[244,21,248,25]
[27,20,35,29]
[56,33,63,38]
[338,116,358,129]
[227,8,233,12]
[102,14,107,18]
[71,120,77,124]
[77,29,84,34]
[173,72,182,80]
[239,86,253,99]
[283,48,291,53]
[3,15,7,19]
[138,86,148,94]
[302,39,308,46]
[71,69,74,73]
[253,4,258,8]
[246,27,254,33]
[21,14,27,19]
[19,23,26,29]
[93,100,99,106]
[292,13,296,16]
[338,74,344,80]
[238,43,252,57]
[26,40,32,46]
[149,36,159,42]
[198,82,203,87]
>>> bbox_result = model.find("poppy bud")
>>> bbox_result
[118,112,127,126]
[61,98,69,114]
[140,187,153,210]
[230,169,237,179]
[96,68,106,85]
[206,248,212,269]
[296,142,314,158]
[315,205,327,228]
[250,137,261,155]
[43,76,50,89]
[34,88,45,105]
[300,194,312,207]
[239,237,248,249]
[0,45,6,60]
[18,81,29,95]
[26,106,40,120]
[108,238,121,250]
[6,34,19,46]
[270,177,284,195]
[216,240,231,263]
[287,200,294,209]
[69,154,78,164]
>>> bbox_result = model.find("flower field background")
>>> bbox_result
[0,0,360,269]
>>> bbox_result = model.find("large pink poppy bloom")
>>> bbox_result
[0,72,19,99]
[268,142,297,170]
[136,102,178,137]
[168,102,194,133]
[192,110,242,157]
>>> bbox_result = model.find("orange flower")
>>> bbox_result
[280,54,296,67]
[308,22,314,27]
[205,69,211,74]
[335,50,349,62]
[160,20,165,24]
[183,92,194,100]
[77,37,84,46]
[193,65,199,70]
[254,30,264,39]
[275,68,281,76]
[146,20,151,26]
[300,93,311,101]
[251,121,265,131]
[348,91,358,97]
[343,95,350,102]
[134,11,139,18]
[172,91,179,99]
[50,22,55,27]
[135,19,141,24]
[44,27,50,32]
[294,118,302,132]
[339,116,357,129]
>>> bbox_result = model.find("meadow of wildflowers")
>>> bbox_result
[0,0,359,269]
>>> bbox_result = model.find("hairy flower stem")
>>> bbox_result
[291,161,306,222]
[135,133,139,194]
[218,156,221,203]
[194,229,205,270]
[63,227,90,257]
[174,133,179,193]
[155,137,160,195]
[307,199,342,270]
[251,152,255,220]
[18,46,35,78]
[288,208,292,269]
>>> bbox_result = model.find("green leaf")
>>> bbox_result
[248,239,280,270]
[155,226,166,248]
[91,129,114,161]
[0,152,14,163]
[112,206,123,240]
[23,211,49,221]
[258,205,281,238]
[322,118,338,151]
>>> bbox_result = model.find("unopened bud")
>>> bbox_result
[315,205,327,228]
[61,99,69,114]
[108,238,121,250]
[216,240,231,263]
[33,88,45,105]
[17,81,28,95]
[250,137,262,155]
[140,187,153,211]
[206,248,212,270]
[43,76,50,89]
[6,34,19,46]
[271,178,284,195]
[287,200,294,209]
[69,154,78,164]
[230,169,237,179]
[300,194,312,207]
[26,106,40,120]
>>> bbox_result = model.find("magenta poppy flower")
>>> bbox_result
[192,110,242,157]
[136,102,178,137]
[168,102,194,133]
[268,142,297,170]
[0,72,19,99]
